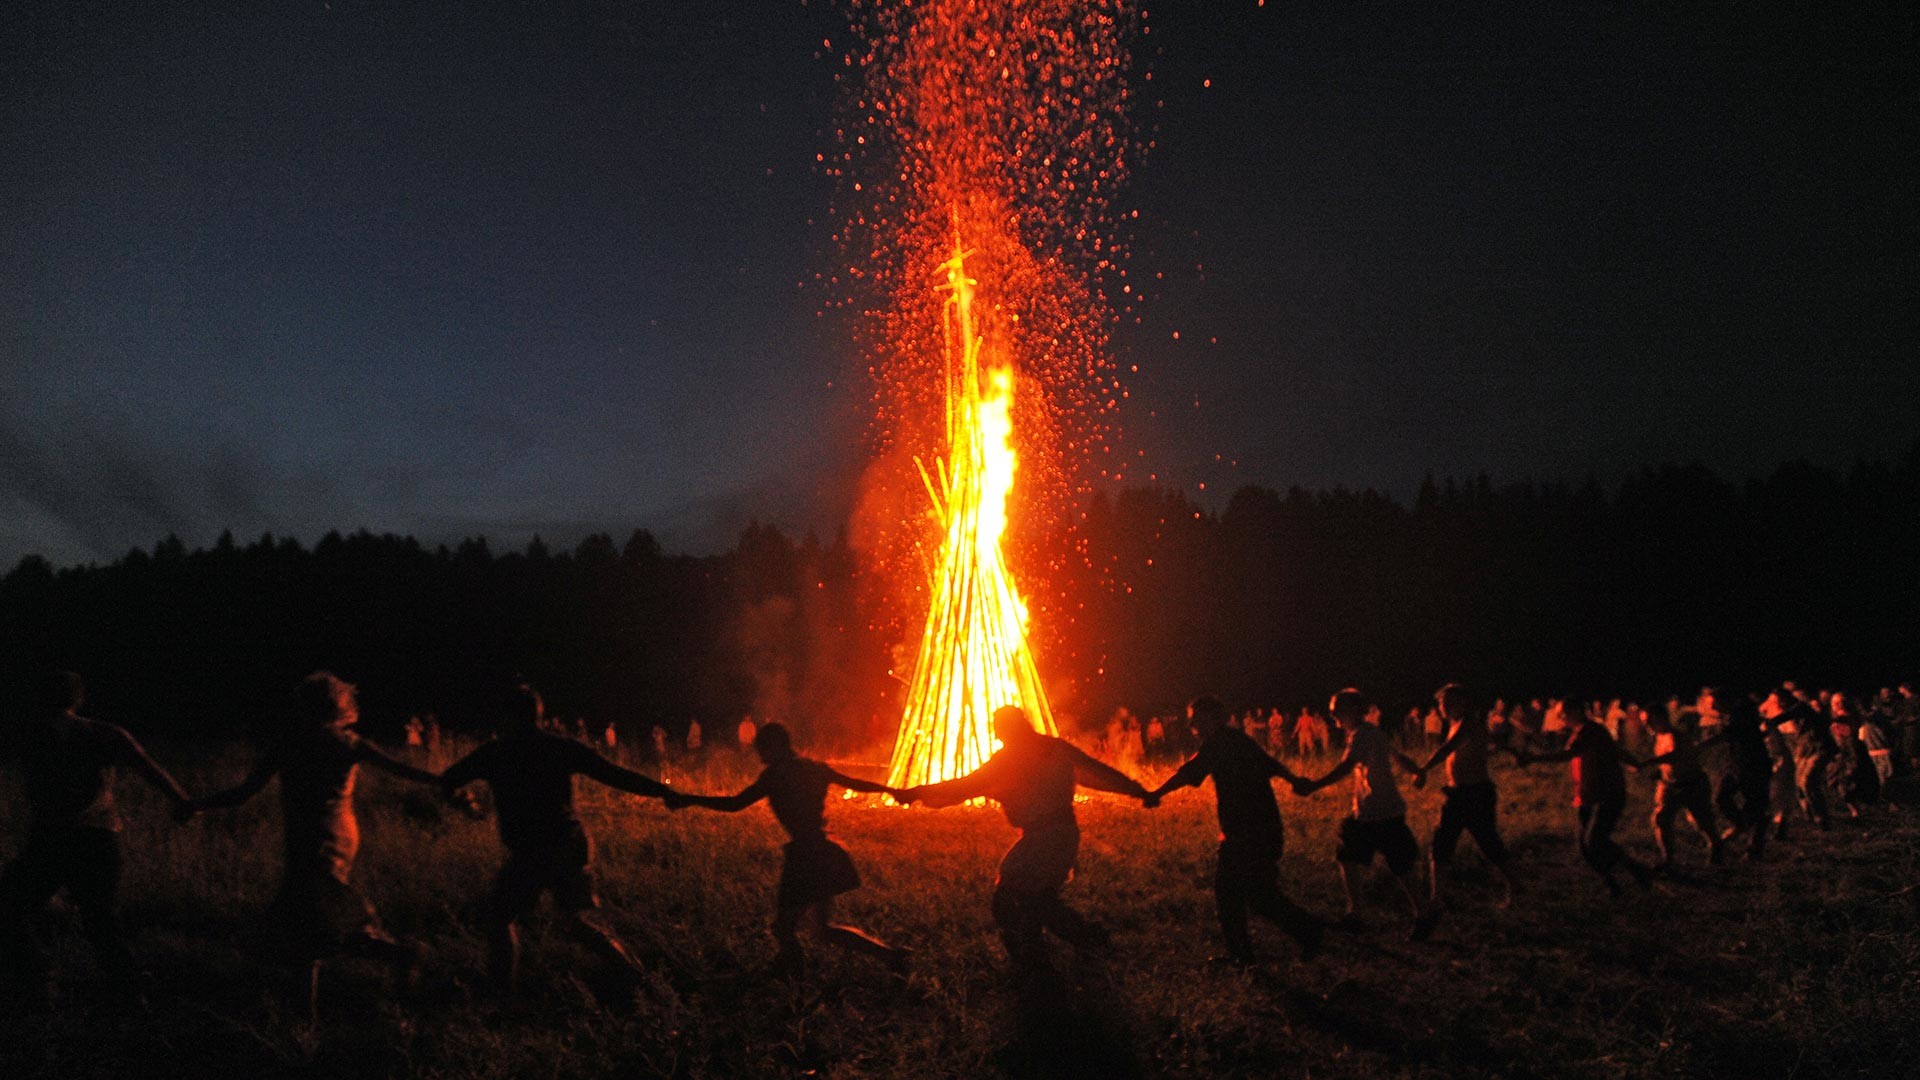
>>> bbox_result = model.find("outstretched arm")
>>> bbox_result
[823,766,892,797]
[1296,752,1357,796]
[193,760,277,811]
[355,741,440,785]
[112,728,193,810]
[1519,728,1582,766]
[579,750,673,798]
[1148,754,1209,800]
[912,755,1006,808]
[1067,744,1150,799]
[1417,726,1468,775]
[674,778,766,813]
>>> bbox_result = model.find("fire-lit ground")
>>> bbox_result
[3,745,1915,1079]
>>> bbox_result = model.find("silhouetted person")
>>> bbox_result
[1412,683,1516,909]
[1635,709,1724,869]
[1784,693,1835,829]
[1826,693,1879,815]
[1294,689,1440,939]
[1146,695,1324,965]
[441,683,674,993]
[668,722,909,978]
[902,705,1151,971]
[1516,709,1652,896]
[188,672,436,980]
[1712,695,1775,859]
[1,671,193,1007]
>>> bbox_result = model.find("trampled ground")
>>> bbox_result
[3,744,1916,1079]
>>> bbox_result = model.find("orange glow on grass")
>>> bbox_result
[885,239,1057,789]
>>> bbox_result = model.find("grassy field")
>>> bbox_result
[3,741,1917,1079]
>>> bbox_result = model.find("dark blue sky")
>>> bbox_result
[3,1,1914,569]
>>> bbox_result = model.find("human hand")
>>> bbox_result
[894,786,922,806]
[1289,778,1314,797]
[662,790,687,811]
[1141,791,1162,810]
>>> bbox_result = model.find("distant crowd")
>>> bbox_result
[3,668,1915,1019]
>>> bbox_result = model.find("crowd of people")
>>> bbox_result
[3,669,1915,1014]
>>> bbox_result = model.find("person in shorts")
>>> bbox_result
[671,722,910,978]
[1294,689,1440,940]
[441,683,677,992]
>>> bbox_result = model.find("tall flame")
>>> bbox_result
[885,237,1057,790]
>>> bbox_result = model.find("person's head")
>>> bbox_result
[752,721,794,764]
[293,671,358,732]
[1830,692,1851,717]
[33,670,84,716]
[1187,695,1229,740]
[505,682,544,733]
[1645,709,1678,735]
[1328,688,1367,729]
[1435,683,1479,723]
[993,704,1036,745]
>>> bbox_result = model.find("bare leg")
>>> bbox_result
[811,898,910,971]
[1335,862,1361,918]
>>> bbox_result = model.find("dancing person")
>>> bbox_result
[440,683,676,993]
[1514,706,1653,896]
[1712,694,1777,859]
[1635,709,1724,869]
[900,705,1152,972]
[187,672,436,982]
[1145,696,1324,965]
[1294,689,1441,940]
[0,671,195,1008]
[1412,683,1516,909]
[670,722,910,978]
[1826,693,1880,816]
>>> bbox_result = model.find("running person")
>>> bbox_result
[901,706,1152,972]
[1295,689,1441,940]
[440,683,676,992]
[1146,695,1324,965]
[1412,683,1516,909]
[188,672,437,979]
[1,671,194,1006]
[670,722,910,978]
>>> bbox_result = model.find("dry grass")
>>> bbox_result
[3,742,1917,1079]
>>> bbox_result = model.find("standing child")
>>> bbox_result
[670,722,910,978]
[1,671,195,1007]
[1294,689,1441,940]
[1146,696,1324,965]
[440,683,677,992]
[1515,708,1653,896]
[188,672,438,981]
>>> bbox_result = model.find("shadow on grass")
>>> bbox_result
[995,961,1142,1080]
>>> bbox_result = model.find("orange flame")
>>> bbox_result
[885,237,1057,789]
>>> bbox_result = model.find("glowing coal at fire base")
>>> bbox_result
[884,240,1058,790]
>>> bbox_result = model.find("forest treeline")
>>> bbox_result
[2,445,1915,746]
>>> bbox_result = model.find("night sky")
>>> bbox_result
[4,0,1914,570]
